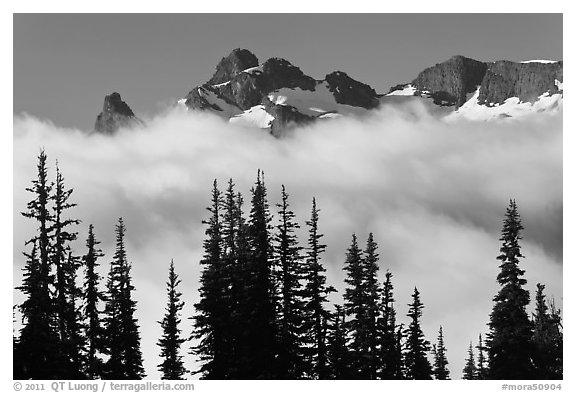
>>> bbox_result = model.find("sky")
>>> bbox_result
[11,12,564,382]
[13,14,562,129]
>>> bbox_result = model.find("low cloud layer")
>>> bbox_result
[13,102,562,379]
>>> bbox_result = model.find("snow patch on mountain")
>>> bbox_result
[386,84,418,96]
[229,105,275,128]
[446,88,562,121]
[520,60,558,64]
[268,82,369,118]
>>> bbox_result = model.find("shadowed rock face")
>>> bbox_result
[325,71,379,109]
[207,48,259,85]
[412,55,487,108]
[478,61,563,105]
[94,92,141,134]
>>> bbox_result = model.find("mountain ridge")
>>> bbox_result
[93,50,563,134]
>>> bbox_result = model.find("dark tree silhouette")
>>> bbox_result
[462,342,477,380]
[377,270,403,379]
[362,233,381,379]
[273,185,306,378]
[192,180,227,379]
[342,233,366,378]
[403,287,432,380]
[51,164,84,378]
[476,334,488,380]
[83,224,106,379]
[432,326,450,380]
[243,171,279,378]
[487,200,534,379]
[16,150,61,379]
[326,305,350,379]
[531,283,562,379]
[158,260,188,379]
[103,218,145,379]
[301,197,335,379]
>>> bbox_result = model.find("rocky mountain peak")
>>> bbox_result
[325,71,379,109]
[412,55,487,107]
[94,92,141,134]
[208,48,259,85]
[478,60,562,105]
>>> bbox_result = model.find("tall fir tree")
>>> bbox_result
[531,283,562,379]
[192,180,228,379]
[83,225,106,379]
[432,326,450,380]
[326,305,350,379]
[362,233,381,379]
[273,185,306,378]
[462,342,477,380]
[403,287,432,380]
[158,260,188,379]
[377,270,403,379]
[243,170,279,378]
[50,164,84,378]
[342,233,366,379]
[301,197,334,379]
[103,218,145,379]
[218,180,242,377]
[476,334,488,380]
[17,150,61,379]
[487,200,534,379]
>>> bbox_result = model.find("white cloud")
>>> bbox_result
[12,103,562,379]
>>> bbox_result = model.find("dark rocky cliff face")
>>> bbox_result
[94,92,141,134]
[412,55,487,107]
[409,56,562,108]
[207,48,259,85]
[325,71,379,109]
[478,61,563,105]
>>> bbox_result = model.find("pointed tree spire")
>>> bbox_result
[487,200,534,379]
[83,224,106,379]
[476,333,488,380]
[158,260,188,379]
[462,342,477,380]
[432,326,450,380]
[301,197,335,379]
[532,283,562,379]
[103,218,146,379]
[403,287,432,380]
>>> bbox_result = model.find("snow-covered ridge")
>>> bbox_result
[520,60,558,64]
[447,87,562,122]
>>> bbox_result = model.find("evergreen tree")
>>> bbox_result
[229,190,253,378]
[243,170,279,378]
[301,197,334,379]
[83,225,106,379]
[17,150,61,379]
[342,233,366,378]
[377,271,403,379]
[403,287,432,380]
[273,185,306,378]
[326,305,350,379]
[362,233,381,379]
[531,283,562,379]
[103,218,145,379]
[476,334,488,380]
[158,260,188,379]
[219,180,242,377]
[432,326,450,380]
[487,200,534,379]
[192,180,227,379]
[50,164,84,378]
[462,342,477,380]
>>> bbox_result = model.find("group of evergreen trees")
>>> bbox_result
[13,151,145,379]
[13,152,563,380]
